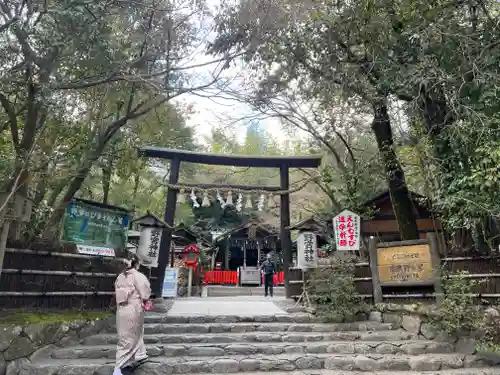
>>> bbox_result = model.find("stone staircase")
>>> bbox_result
[22,313,498,375]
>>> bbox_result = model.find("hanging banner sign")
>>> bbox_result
[62,199,129,257]
[76,245,116,257]
[296,231,318,270]
[137,227,162,268]
[333,210,361,251]
[162,267,179,297]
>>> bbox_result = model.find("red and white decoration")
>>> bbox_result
[333,209,361,251]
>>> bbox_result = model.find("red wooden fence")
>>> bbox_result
[204,271,238,285]
[204,271,285,285]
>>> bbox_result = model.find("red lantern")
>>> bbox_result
[183,244,200,267]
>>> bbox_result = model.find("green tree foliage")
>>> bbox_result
[0,0,233,236]
[209,0,421,239]
[209,0,500,249]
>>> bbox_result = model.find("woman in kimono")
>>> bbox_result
[113,255,151,375]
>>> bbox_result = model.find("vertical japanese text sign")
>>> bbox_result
[296,231,318,270]
[138,227,162,268]
[333,210,361,251]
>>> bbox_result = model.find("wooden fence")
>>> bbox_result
[0,248,128,310]
[288,255,500,303]
[203,270,286,286]
[3,245,500,310]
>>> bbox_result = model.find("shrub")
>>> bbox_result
[306,252,367,322]
[432,271,484,335]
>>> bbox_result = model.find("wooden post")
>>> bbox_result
[257,241,261,286]
[225,240,229,270]
[280,165,293,298]
[0,220,11,277]
[169,242,175,268]
[368,236,383,304]
[427,232,444,302]
[243,244,246,269]
[187,267,193,297]
[153,156,181,298]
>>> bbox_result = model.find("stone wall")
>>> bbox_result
[0,317,114,375]
[177,267,203,297]
[369,303,500,360]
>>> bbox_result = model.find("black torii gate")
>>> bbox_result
[139,146,322,298]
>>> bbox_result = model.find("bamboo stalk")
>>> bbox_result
[0,291,115,296]
[448,273,500,279]
[1,269,118,277]
[289,277,373,284]
[1,268,158,280]
[292,293,500,299]
[442,256,498,261]
[6,248,128,263]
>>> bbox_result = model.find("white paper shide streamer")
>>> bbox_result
[257,194,265,211]
[190,189,200,208]
[216,190,226,208]
[225,191,233,206]
[245,194,252,209]
[236,193,243,212]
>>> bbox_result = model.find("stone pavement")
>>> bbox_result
[205,285,286,297]
[167,296,288,316]
[19,296,500,375]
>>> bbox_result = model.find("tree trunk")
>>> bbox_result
[102,164,112,205]
[419,90,454,161]
[371,102,419,240]
[43,140,109,238]
[43,114,132,236]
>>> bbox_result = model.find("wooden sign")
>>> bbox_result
[333,209,360,251]
[377,244,434,286]
[368,235,443,304]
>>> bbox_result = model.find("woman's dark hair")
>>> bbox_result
[127,254,140,270]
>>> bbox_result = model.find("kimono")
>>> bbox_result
[114,268,151,372]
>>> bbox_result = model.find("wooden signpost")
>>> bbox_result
[369,233,443,303]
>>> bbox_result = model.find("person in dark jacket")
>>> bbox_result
[260,253,275,297]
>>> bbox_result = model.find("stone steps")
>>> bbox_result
[84,329,415,345]
[141,321,395,334]
[23,307,498,375]
[24,353,491,374]
[50,340,456,359]
[138,371,500,375]
[142,313,319,324]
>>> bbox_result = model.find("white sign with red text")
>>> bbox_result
[333,210,361,251]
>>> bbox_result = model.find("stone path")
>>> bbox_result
[20,296,500,375]
[167,296,287,316]
[205,285,286,297]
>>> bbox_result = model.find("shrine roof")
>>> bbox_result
[361,189,426,208]
[213,221,278,243]
[286,216,328,231]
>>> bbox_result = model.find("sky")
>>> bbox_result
[173,0,305,146]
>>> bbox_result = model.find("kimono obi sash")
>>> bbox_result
[115,271,139,305]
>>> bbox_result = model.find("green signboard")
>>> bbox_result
[62,199,130,256]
